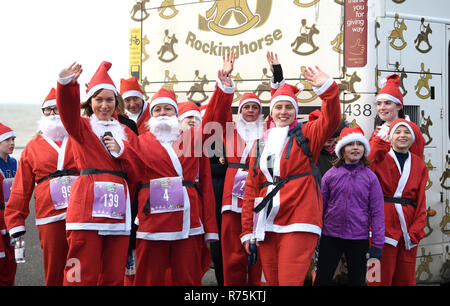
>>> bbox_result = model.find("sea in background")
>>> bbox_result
[0,103,44,160]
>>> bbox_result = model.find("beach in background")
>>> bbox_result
[0,103,42,160]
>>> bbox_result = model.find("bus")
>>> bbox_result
[127,0,450,284]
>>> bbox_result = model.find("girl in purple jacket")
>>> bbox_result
[314,127,385,286]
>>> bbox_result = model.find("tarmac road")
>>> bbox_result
[13,198,218,286]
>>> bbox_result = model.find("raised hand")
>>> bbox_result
[222,52,235,76]
[302,66,329,88]
[266,51,279,73]
[60,62,83,83]
[218,69,232,87]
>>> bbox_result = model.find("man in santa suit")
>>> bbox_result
[368,119,427,285]
[221,92,264,286]
[0,123,17,285]
[118,54,236,285]
[370,74,425,158]
[120,76,151,135]
[240,66,341,285]
[5,89,79,286]
[56,61,140,286]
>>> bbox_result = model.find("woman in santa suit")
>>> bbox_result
[118,54,235,285]
[220,92,264,286]
[240,66,341,286]
[367,119,427,286]
[120,76,150,135]
[4,89,78,286]
[371,74,425,158]
[56,61,139,286]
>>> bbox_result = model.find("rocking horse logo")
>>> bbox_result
[291,19,320,56]
[158,29,178,63]
[198,0,272,36]
[414,18,433,53]
[415,63,432,99]
[293,0,320,7]
[389,13,407,50]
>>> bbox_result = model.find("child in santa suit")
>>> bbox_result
[120,76,150,135]
[221,92,264,286]
[56,61,139,286]
[241,66,341,285]
[314,127,385,286]
[0,123,17,285]
[4,89,78,286]
[371,74,425,158]
[368,119,428,286]
[118,54,235,285]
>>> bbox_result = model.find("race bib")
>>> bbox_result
[232,169,248,199]
[2,178,13,205]
[49,176,77,210]
[92,182,126,219]
[149,176,184,214]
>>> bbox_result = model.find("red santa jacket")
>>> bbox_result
[135,102,151,135]
[222,125,259,213]
[241,79,341,243]
[121,82,234,241]
[56,81,139,234]
[5,135,78,236]
[368,136,427,247]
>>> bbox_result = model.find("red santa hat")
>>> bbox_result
[178,101,202,121]
[86,61,118,100]
[150,88,178,115]
[120,77,145,101]
[237,93,262,114]
[388,118,415,143]
[42,88,57,108]
[269,83,300,115]
[376,74,403,106]
[335,126,370,158]
[0,123,15,143]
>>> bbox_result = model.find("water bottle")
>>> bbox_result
[14,236,25,263]
[125,249,136,276]
[247,238,257,266]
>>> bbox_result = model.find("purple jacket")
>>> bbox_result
[321,163,385,249]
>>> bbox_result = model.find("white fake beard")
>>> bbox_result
[236,114,264,143]
[266,126,289,157]
[38,115,68,142]
[89,114,127,143]
[148,115,181,143]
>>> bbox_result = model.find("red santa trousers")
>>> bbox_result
[221,211,262,285]
[258,231,318,286]
[134,235,203,286]
[37,220,68,286]
[368,238,417,286]
[63,230,129,286]
[0,234,16,286]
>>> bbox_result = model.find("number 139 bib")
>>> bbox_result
[92,181,126,219]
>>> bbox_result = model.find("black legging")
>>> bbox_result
[314,235,369,286]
